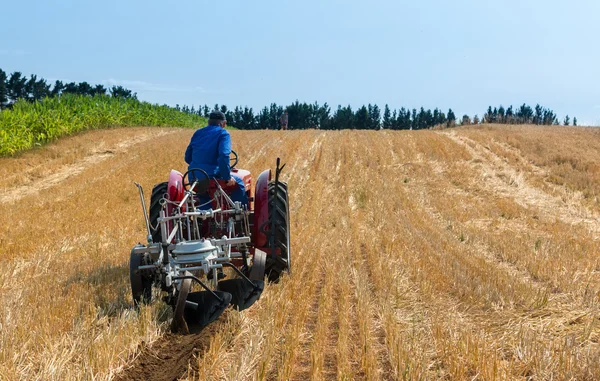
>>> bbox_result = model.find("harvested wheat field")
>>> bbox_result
[1,125,600,380]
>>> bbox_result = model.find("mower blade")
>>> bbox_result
[218,279,265,311]
[184,291,232,328]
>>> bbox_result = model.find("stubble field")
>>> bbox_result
[1,125,600,380]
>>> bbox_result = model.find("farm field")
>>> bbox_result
[1,125,600,380]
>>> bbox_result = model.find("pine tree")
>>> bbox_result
[93,84,107,95]
[25,75,38,101]
[355,106,368,129]
[485,106,493,123]
[389,109,397,130]
[382,104,392,129]
[573,117,577,126]
[0,69,8,108]
[110,85,133,98]
[33,77,50,100]
[498,105,505,123]
[63,82,78,94]
[447,108,456,127]
[505,106,514,123]
[51,80,64,96]
[7,72,27,102]
[321,102,331,129]
[563,115,570,126]
[367,104,381,130]
[77,82,94,96]
[534,104,543,125]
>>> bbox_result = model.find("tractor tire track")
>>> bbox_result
[408,156,551,296]
[0,129,176,204]
[115,312,230,381]
[361,250,395,381]
[443,131,600,236]
[288,269,326,381]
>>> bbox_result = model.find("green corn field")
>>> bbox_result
[0,94,207,156]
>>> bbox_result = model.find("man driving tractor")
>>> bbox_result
[185,110,248,206]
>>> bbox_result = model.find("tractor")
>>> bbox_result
[129,152,290,333]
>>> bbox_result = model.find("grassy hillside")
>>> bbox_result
[0,94,207,156]
[1,125,599,380]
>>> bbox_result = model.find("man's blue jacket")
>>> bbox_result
[185,125,232,180]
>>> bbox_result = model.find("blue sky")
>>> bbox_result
[1,0,599,124]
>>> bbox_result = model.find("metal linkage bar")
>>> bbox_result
[131,245,161,255]
[212,237,251,246]
[221,262,260,290]
[134,182,153,243]
[178,180,198,209]
[171,275,225,302]
[138,264,158,270]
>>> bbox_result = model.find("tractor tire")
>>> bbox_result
[149,182,168,243]
[265,181,291,282]
[130,248,153,306]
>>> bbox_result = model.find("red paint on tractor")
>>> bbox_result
[253,169,271,248]
[164,170,185,237]
[168,170,185,202]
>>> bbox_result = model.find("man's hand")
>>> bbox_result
[226,177,237,187]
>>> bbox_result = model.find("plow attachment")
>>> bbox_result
[171,271,233,334]
[184,290,232,329]
[218,279,264,311]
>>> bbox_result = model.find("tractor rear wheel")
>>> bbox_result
[149,182,168,243]
[265,181,291,282]
[130,247,153,306]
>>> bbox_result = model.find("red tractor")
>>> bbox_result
[129,153,290,333]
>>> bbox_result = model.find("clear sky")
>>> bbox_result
[1,0,599,125]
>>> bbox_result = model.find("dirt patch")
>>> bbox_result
[115,313,229,381]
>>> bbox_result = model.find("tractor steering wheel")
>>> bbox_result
[182,168,210,193]
[230,150,238,168]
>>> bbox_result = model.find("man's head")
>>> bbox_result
[208,111,227,127]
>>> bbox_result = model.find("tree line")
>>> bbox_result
[177,102,457,130]
[474,104,576,126]
[180,101,576,130]
[0,68,136,109]
[2,68,577,128]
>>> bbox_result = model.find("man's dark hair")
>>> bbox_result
[208,110,226,126]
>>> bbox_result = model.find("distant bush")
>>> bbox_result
[0,94,206,156]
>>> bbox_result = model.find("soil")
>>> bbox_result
[115,312,229,381]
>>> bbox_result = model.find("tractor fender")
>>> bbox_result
[165,170,185,234]
[253,169,271,247]
[168,170,184,203]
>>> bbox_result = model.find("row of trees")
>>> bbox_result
[180,101,576,130]
[0,68,136,109]
[179,102,457,130]
[3,69,577,129]
[477,104,577,126]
